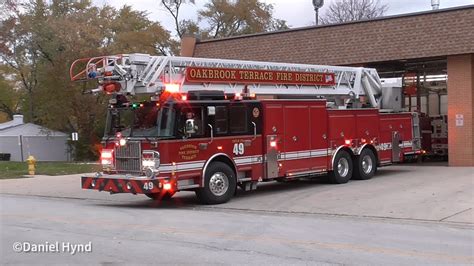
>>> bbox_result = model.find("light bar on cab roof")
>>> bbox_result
[165,83,180,93]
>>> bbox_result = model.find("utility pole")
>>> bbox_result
[312,0,324,25]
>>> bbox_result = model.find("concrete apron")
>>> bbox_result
[0,164,472,224]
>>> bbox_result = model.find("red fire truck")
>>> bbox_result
[70,54,421,204]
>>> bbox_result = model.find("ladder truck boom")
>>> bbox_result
[70,53,384,108]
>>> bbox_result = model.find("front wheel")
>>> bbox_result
[195,162,236,204]
[353,148,377,180]
[328,150,353,184]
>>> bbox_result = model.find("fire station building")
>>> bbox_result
[180,5,474,166]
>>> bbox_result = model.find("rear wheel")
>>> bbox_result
[353,148,377,180]
[196,162,236,204]
[328,150,353,184]
[145,192,175,201]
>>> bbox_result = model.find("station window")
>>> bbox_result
[229,106,247,134]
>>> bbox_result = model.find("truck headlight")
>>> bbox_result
[101,149,114,166]
[142,150,160,177]
[142,160,157,168]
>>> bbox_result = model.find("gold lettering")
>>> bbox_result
[316,74,322,82]
[276,72,282,80]
[190,68,196,78]
[240,71,244,79]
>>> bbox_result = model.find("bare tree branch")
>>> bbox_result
[161,0,184,38]
[320,0,388,24]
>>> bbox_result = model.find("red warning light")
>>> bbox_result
[103,82,121,94]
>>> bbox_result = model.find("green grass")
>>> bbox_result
[0,161,101,179]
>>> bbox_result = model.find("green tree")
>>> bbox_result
[0,0,176,160]
[0,65,21,121]
[160,0,288,41]
[198,0,289,38]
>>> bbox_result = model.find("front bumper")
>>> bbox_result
[81,175,171,194]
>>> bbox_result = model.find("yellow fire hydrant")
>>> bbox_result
[26,155,36,175]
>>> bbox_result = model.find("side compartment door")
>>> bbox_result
[310,105,328,171]
[282,105,311,175]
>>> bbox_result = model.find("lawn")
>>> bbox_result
[0,161,101,179]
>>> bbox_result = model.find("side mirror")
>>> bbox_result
[185,119,196,135]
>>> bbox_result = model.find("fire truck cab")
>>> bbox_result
[71,54,421,204]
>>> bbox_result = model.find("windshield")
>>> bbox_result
[157,106,176,137]
[105,106,160,137]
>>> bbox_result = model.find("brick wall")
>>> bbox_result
[447,54,474,166]
[190,7,474,66]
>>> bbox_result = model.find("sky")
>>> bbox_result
[94,0,474,36]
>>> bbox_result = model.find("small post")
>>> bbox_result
[315,8,319,25]
[312,0,324,25]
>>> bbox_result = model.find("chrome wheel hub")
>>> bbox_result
[209,172,229,196]
[337,158,349,177]
[361,155,373,174]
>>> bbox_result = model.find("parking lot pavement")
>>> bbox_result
[0,163,472,224]
[1,193,473,265]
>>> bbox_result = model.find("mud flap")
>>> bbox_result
[265,135,279,179]
[392,131,401,162]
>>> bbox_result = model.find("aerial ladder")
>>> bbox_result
[70,53,389,109]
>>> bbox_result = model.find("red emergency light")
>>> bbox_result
[103,82,121,94]
[165,83,180,93]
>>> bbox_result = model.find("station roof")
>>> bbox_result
[190,5,474,66]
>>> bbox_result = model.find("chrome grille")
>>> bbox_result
[115,141,142,174]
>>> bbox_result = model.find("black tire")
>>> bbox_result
[195,162,236,204]
[353,148,377,180]
[145,192,175,201]
[328,150,353,184]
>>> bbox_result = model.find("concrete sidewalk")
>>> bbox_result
[0,164,472,224]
